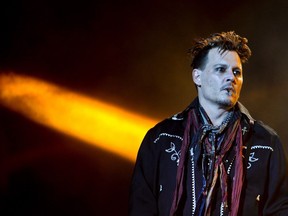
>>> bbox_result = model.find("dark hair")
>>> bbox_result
[188,31,252,70]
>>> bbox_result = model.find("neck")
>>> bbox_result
[199,100,233,126]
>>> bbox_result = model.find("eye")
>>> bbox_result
[216,67,226,73]
[233,69,242,77]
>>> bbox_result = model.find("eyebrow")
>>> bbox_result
[213,64,228,69]
[214,64,242,71]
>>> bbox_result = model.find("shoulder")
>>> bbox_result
[253,120,278,138]
[238,103,281,151]
[137,112,187,160]
[238,102,279,140]
[148,98,198,136]
[250,120,283,154]
[146,112,187,143]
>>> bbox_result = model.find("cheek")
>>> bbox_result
[202,75,213,85]
[206,77,220,90]
[201,74,221,92]
[236,79,243,91]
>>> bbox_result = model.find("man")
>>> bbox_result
[129,31,288,216]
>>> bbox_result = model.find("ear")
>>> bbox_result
[192,69,201,87]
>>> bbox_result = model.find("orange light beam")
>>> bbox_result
[0,73,158,161]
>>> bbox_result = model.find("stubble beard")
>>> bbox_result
[217,95,239,109]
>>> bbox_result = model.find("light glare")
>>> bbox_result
[0,73,158,161]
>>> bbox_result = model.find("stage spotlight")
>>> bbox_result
[0,73,157,161]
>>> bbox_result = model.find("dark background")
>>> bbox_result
[0,0,288,215]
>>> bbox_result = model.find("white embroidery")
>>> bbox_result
[159,185,163,192]
[220,202,224,216]
[154,133,183,143]
[251,145,274,151]
[190,148,196,215]
[171,114,183,120]
[242,126,248,135]
[165,142,181,166]
[243,145,274,169]
[247,152,259,169]
[227,157,235,174]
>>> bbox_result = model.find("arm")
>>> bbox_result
[263,136,288,215]
[129,130,159,216]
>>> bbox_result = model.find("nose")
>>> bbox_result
[226,69,235,83]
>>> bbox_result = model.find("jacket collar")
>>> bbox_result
[176,97,255,124]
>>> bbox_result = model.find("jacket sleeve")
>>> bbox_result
[263,136,288,215]
[129,129,159,216]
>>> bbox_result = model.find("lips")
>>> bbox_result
[221,85,236,95]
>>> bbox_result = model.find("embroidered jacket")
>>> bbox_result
[129,99,288,216]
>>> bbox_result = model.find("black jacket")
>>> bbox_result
[129,100,288,216]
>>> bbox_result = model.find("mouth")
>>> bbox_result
[221,86,235,96]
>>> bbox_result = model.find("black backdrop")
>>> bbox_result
[0,0,288,215]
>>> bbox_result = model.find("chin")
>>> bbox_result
[219,98,237,109]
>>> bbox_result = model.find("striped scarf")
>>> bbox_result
[170,105,243,216]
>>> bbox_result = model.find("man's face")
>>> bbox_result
[193,47,243,110]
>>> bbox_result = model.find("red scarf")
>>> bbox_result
[170,106,243,216]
